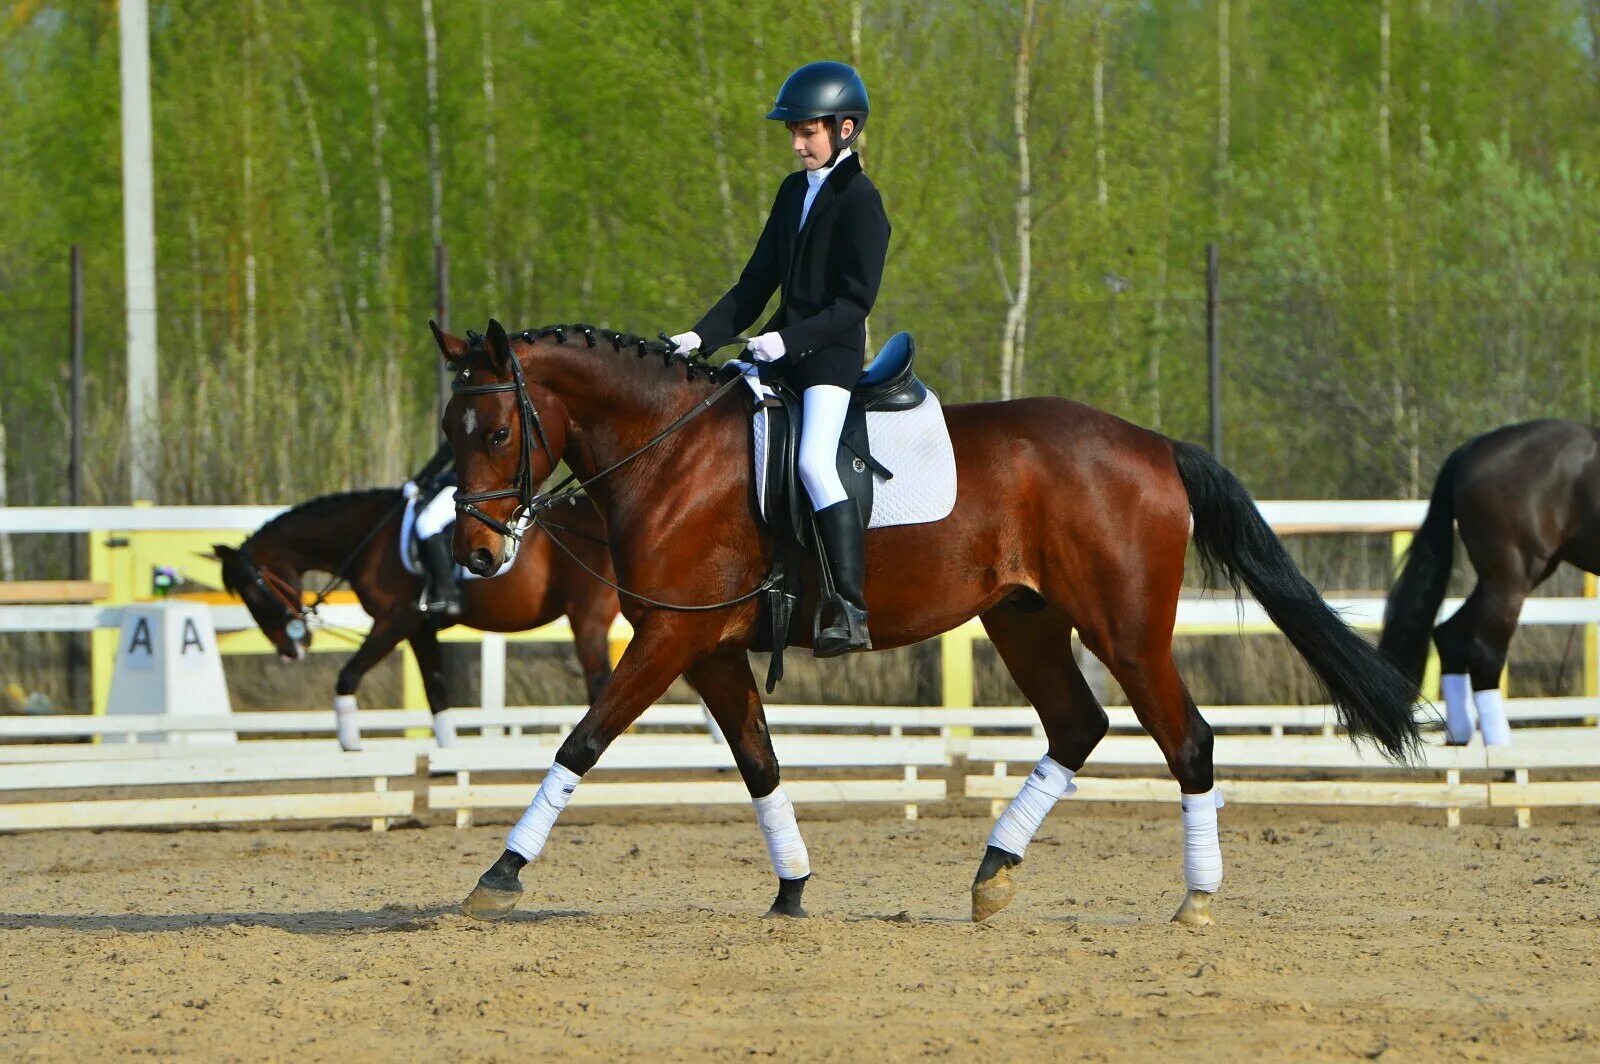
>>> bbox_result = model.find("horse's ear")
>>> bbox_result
[430,319,470,362]
[211,544,236,562]
[485,318,513,367]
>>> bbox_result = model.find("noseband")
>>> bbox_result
[449,335,551,541]
[234,549,310,643]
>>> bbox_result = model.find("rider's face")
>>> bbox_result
[787,117,854,170]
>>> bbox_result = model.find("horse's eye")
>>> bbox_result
[491,427,510,446]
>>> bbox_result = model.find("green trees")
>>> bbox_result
[1,0,1597,509]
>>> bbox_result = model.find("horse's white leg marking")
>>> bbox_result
[334,693,363,752]
[506,764,581,861]
[1440,673,1475,744]
[752,787,810,880]
[1472,687,1512,746]
[1173,788,1224,926]
[987,755,1076,857]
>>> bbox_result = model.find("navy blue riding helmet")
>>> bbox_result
[766,61,869,159]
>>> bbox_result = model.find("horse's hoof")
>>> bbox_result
[971,864,1018,922]
[461,876,523,922]
[1171,889,1215,927]
[764,875,808,918]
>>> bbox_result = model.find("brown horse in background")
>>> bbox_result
[217,487,619,747]
[437,320,1420,927]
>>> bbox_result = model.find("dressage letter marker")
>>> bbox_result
[106,602,234,744]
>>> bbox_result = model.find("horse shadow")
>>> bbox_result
[0,905,589,935]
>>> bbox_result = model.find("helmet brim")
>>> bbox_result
[766,104,834,123]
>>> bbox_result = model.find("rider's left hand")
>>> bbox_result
[746,332,786,363]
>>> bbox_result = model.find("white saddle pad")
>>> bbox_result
[750,387,959,529]
[399,492,516,581]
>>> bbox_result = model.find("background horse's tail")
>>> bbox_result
[1172,441,1422,762]
[1377,446,1462,684]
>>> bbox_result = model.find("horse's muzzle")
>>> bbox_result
[466,546,500,578]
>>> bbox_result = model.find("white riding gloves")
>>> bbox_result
[667,331,702,354]
[746,332,786,362]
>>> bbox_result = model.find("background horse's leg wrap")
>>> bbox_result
[1440,673,1475,744]
[798,385,852,510]
[432,708,459,748]
[1473,687,1512,746]
[333,694,362,752]
[506,764,581,862]
[1180,788,1224,893]
[752,786,811,880]
[987,755,1076,858]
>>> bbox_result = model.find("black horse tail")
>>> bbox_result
[1377,446,1461,684]
[1172,441,1423,763]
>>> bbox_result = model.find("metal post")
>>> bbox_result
[69,245,87,709]
[119,0,159,501]
[1206,242,1222,460]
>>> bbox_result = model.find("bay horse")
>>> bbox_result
[1380,419,1600,746]
[436,319,1420,927]
[215,487,619,749]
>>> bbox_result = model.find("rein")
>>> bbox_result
[452,332,776,612]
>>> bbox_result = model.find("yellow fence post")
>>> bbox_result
[941,622,975,712]
[1586,573,1598,701]
[1391,530,1441,700]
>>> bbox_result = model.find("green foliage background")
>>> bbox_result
[3,0,1599,515]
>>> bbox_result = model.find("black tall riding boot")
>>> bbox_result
[418,534,463,619]
[812,500,872,657]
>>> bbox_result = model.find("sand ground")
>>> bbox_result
[2,803,1597,1062]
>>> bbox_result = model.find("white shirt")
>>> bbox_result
[799,148,852,230]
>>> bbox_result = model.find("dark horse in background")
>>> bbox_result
[215,488,619,749]
[436,319,1421,929]
[1381,419,1600,746]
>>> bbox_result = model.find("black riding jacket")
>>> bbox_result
[693,153,890,386]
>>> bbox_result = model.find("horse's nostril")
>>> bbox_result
[468,547,496,577]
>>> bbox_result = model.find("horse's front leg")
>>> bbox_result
[332,619,414,752]
[685,649,809,917]
[461,616,712,921]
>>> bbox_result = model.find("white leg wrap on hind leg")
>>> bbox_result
[333,695,362,752]
[1181,789,1224,893]
[1474,688,1512,746]
[432,709,459,748]
[1440,674,1475,744]
[987,756,1076,858]
[753,787,811,880]
[506,764,581,862]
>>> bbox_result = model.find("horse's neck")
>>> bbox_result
[256,495,397,576]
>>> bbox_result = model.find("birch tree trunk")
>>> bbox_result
[290,57,353,336]
[423,0,444,256]
[480,2,500,307]
[368,34,393,296]
[1093,7,1108,213]
[692,3,738,265]
[1378,0,1415,495]
[998,0,1035,402]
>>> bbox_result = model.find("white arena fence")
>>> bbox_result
[1,501,1599,833]
[0,700,1596,833]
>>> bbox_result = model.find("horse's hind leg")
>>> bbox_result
[1435,570,1536,747]
[971,603,1109,922]
[1077,622,1220,927]
[685,649,810,917]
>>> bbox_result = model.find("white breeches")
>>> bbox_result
[414,486,457,540]
[798,385,852,510]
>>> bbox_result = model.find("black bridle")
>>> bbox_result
[447,329,780,611]
[449,333,552,541]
